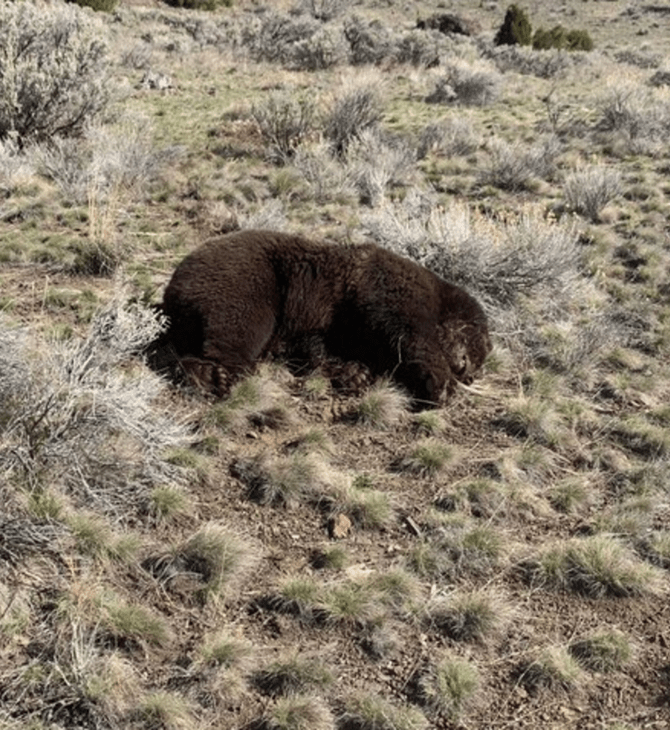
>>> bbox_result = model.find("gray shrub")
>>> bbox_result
[293,142,357,203]
[0,1,112,145]
[243,11,320,65]
[0,294,191,521]
[426,59,503,107]
[480,136,560,191]
[289,26,348,71]
[563,165,622,222]
[418,117,481,159]
[34,116,181,204]
[324,78,384,154]
[598,85,670,152]
[343,15,394,66]
[251,91,318,163]
[0,134,34,196]
[362,189,581,311]
[346,129,416,206]
[484,45,587,79]
[301,0,352,22]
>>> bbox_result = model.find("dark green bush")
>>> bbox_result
[532,25,567,50]
[67,0,118,12]
[495,5,532,47]
[533,25,593,52]
[566,29,593,52]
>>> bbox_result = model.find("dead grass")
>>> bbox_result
[355,379,410,429]
[424,589,508,642]
[519,645,585,694]
[524,535,667,597]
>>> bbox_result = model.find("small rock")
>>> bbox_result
[328,513,352,539]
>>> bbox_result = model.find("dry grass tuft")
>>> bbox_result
[139,690,195,730]
[233,451,335,508]
[524,534,667,597]
[408,522,504,582]
[253,654,334,697]
[208,368,293,433]
[355,379,410,429]
[340,692,429,730]
[424,589,507,642]
[520,645,584,694]
[399,439,453,477]
[258,695,336,730]
[569,630,632,672]
[417,654,480,720]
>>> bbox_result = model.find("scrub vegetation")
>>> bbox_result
[1,0,669,728]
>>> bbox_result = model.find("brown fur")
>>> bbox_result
[150,230,491,407]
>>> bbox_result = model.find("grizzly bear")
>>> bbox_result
[150,229,491,408]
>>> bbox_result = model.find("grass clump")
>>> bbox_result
[173,523,254,600]
[610,417,670,459]
[355,380,410,429]
[359,619,399,661]
[435,479,506,519]
[525,535,666,597]
[199,631,254,671]
[549,478,591,514]
[103,597,173,649]
[311,545,348,570]
[150,484,191,522]
[259,695,336,730]
[340,693,429,730]
[139,691,194,730]
[302,373,331,399]
[425,589,504,642]
[322,579,380,626]
[339,484,394,530]
[494,395,560,444]
[208,370,291,433]
[287,428,333,456]
[253,655,333,697]
[569,630,632,673]
[408,523,503,581]
[400,439,453,477]
[67,512,116,561]
[366,569,421,613]
[595,496,655,538]
[520,646,584,693]
[637,531,670,569]
[412,410,445,436]
[234,452,331,508]
[270,576,323,620]
[417,655,479,720]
